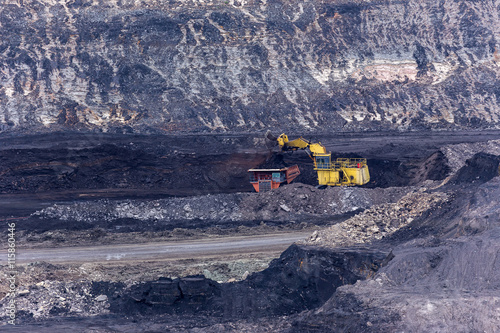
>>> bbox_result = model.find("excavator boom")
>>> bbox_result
[277,134,326,154]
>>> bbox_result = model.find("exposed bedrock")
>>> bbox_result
[0,0,499,133]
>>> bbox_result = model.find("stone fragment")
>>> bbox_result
[280,204,291,212]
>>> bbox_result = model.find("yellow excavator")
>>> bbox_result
[268,132,370,186]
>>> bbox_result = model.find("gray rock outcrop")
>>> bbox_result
[1,0,499,133]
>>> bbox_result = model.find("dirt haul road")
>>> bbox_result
[4,232,310,264]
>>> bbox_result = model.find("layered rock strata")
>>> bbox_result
[0,0,499,133]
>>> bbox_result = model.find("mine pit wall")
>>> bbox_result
[366,151,450,188]
[0,0,499,134]
[91,244,390,319]
[0,133,271,198]
[0,133,456,200]
[448,152,500,186]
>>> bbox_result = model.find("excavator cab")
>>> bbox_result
[315,155,331,169]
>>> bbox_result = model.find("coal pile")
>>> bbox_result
[85,245,389,319]
[23,184,410,243]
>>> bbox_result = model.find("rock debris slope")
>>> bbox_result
[1,0,499,133]
[32,184,409,226]
[287,156,500,332]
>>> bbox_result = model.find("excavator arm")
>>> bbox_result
[276,133,326,156]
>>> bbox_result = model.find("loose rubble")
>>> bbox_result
[32,184,411,226]
[441,139,500,174]
[304,188,451,248]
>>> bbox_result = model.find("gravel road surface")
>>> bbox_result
[5,232,310,264]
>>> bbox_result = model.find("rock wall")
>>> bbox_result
[0,0,499,133]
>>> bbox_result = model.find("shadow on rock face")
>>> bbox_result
[101,244,391,319]
[449,152,500,185]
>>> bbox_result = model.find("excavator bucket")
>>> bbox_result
[265,130,277,142]
[265,130,278,149]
